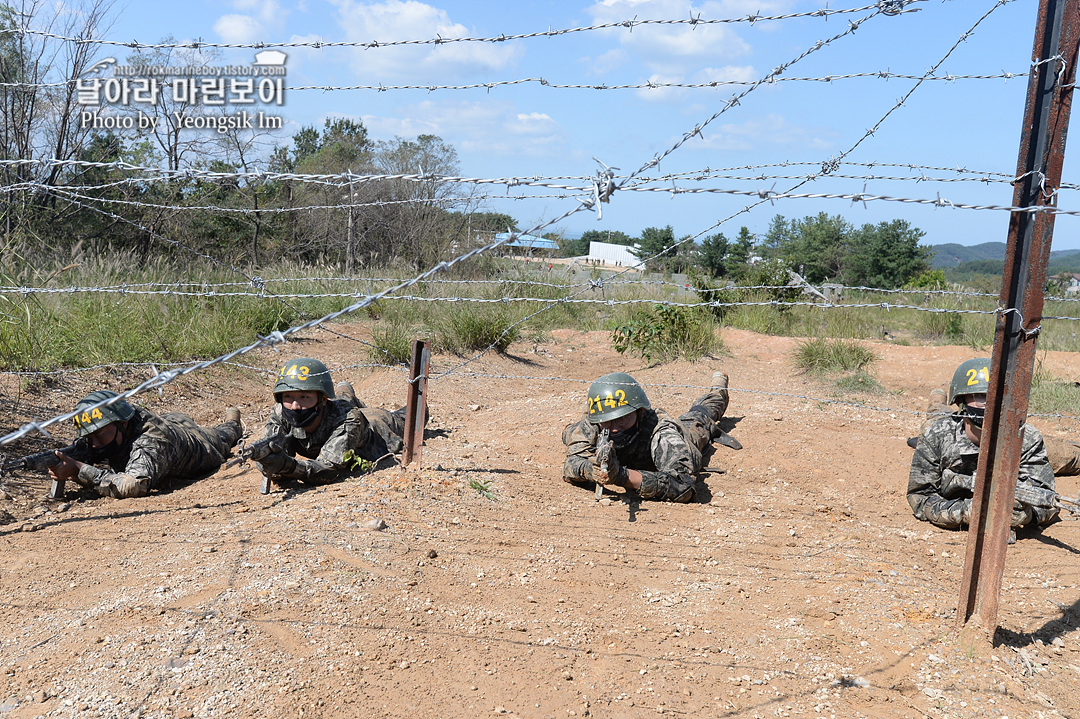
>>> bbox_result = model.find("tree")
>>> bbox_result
[698,232,728,278]
[844,219,931,288]
[768,212,851,284]
[726,227,755,281]
[558,228,634,258]
[0,0,117,254]
[633,225,676,271]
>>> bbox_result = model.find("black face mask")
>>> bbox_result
[88,430,126,464]
[611,423,640,449]
[283,403,322,429]
[962,403,985,428]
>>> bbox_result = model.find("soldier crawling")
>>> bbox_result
[48,390,242,498]
[562,371,740,503]
[907,358,1058,534]
[253,357,409,487]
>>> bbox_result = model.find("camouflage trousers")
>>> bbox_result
[923,393,1080,477]
[677,389,731,471]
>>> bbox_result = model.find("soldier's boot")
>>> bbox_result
[335,381,361,407]
[909,388,950,448]
[216,407,243,448]
[671,486,696,503]
[707,371,741,450]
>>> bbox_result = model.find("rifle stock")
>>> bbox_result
[595,428,611,500]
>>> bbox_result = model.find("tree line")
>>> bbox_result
[559,212,933,289]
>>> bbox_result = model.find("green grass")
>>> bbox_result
[468,475,496,500]
[793,337,880,374]
[834,370,885,394]
[367,322,413,365]
[431,305,521,354]
[1030,363,1080,415]
[5,251,1080,375]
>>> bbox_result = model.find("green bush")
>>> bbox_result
[793,337,879,374]
[611,305,722,364]
[432,305,520,354]
[367,322,414,366]
[918,310,964,341]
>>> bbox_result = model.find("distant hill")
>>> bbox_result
[929,242,1080,269]
[929,242,1008,268]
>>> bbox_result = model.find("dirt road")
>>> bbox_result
[2,326,1078,719]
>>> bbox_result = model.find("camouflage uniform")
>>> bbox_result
[257,397,407,485]
[907,413,1058,529]
[923,392,1080,477]
[77,407,241,498]
[562,389,728,501]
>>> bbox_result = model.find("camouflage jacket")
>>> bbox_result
[562,408,699,501]
[908,413,1057,529]
[77,408,228,498]
[261,399,404,484]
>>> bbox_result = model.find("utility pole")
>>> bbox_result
[958,0,1079,640]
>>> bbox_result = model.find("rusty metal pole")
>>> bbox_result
[957,0,1079,637]
[402,339,430,467]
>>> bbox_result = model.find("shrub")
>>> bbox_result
[432,305,520,354]
[611,305,722,364]
[793,337,879,374]
[367,322,413,366]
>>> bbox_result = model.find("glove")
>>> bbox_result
[256,451,296,478]
[108,473,149,498]
[1011,500,1033,529]
[593,448,628,487]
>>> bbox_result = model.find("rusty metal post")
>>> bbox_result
[958,0,1080,636]
[402,339,430,467]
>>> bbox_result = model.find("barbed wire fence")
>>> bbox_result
[4,0,1080,451]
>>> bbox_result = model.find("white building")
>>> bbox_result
[585,241,643,268]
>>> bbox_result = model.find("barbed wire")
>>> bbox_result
[9,278,1080,305]
[1,4,922,51]
[0,198,589,447]
[426,1,1015,381]
[0,68,1025,93]
[43,190,412,365]
[629,170,1079,191]
[618,184,1080,217]
[432,373,1080,423]
[11,159,1068,196]
[38,184,588,215]
[0,160,599,193]
[0,359,404,378]
[617,4,896,190]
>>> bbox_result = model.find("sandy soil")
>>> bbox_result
[1,325,1079,719]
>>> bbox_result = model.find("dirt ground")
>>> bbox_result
[2,325,1080,719]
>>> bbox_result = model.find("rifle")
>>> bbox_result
[226,435,284,495]
[1,440,89,499]
[595,428,612,500]
[945,469,1080,515]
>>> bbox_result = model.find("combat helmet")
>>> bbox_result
[587,372,650,424]
[72,390,136,438]
[948,357,991,404]
[274,357,335,402]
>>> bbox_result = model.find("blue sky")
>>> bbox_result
[99,0,1080,251]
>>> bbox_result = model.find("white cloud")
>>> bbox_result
[694,113,835,152]
[213,0,289,43]
[584,0,796,74]
[328,0,523,81]
[358,99,565,157]
[633,65,755,102]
